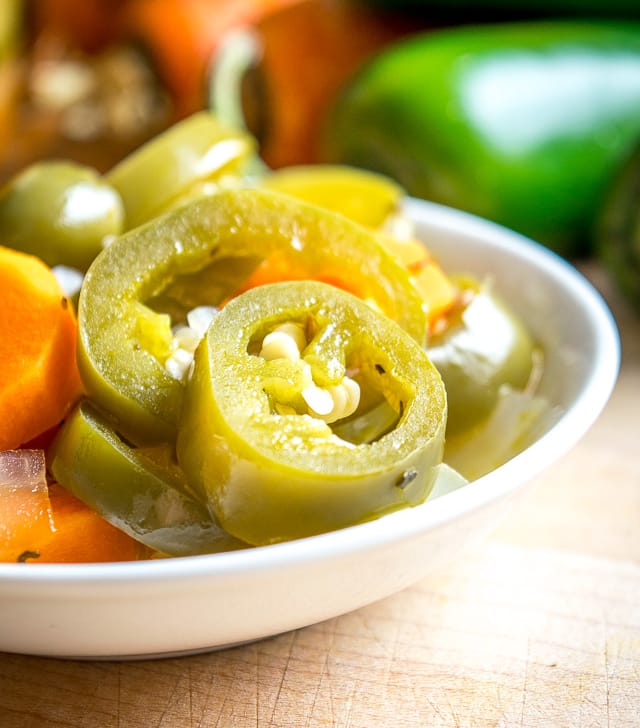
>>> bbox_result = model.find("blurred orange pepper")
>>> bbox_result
[30,0,134,52]
[122,0,302,118]
[228,0,425,168]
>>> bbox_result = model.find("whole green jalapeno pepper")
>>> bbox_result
[0,161,124,271]
[323,21,640,256]
[176,280,447,545]
[48,400,246,556]
[78,188,428,444]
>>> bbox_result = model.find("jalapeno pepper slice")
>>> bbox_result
[105,111,256,230]
[426,277,537,437]
[257,163,458,327]
[259,164,404,229]
[78,188,428,443]
[0,161,124,271]
[176,280,447,545]
[48,400,246,556]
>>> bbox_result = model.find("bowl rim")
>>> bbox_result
[0,198,620,589]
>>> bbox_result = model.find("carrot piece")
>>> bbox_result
[0,484,144,564]
[229,242,456,330]
[225,254,365,304]
[0,449,144,563]
[29,483,144,563]
[412,262,458,327]
[0,246,83,451]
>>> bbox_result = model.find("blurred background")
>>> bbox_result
[1,0,639,311]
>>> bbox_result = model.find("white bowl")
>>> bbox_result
[0,198,620,659]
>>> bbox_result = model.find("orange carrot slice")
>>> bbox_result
[0,246,83,450]
[228,254,364,301]
[0,449,144,563]
[32,483,145,563]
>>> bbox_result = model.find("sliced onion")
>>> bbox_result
[0,450,55,546]
[0,449,47,489]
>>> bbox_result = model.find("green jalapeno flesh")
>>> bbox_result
[48,400,246,557]
[106,111,256,230]
[176,281,447,546]
[0,161,124,271]
[259,164,404,229]
[77,188,428,444]
[427,278,536,438]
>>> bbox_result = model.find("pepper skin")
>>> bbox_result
[48,400,246,556]
[77,188,428,444]
[426,277,536,438]
[259,164,403,229]
[208,0,419,169]
[176,280,447,545]
[0,161,124,271]
[257,164,458,326]
[105,111,256,230]
[323,21,640,256]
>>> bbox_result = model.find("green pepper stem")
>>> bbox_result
[207,27,269,177]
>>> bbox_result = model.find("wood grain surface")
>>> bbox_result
[1,263,638,728]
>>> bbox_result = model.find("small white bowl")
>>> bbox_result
[0,198,620,659]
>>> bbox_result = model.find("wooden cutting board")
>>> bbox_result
[0,262,638,728]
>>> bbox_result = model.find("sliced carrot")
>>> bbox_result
[22,424,62,452]
[230,241,456,331]
[225,254,365,303]
[0,246,83,450]
[31,483,144,563]
[0,449,144,563]
[0,482,144,564]
[412,262,459,327]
